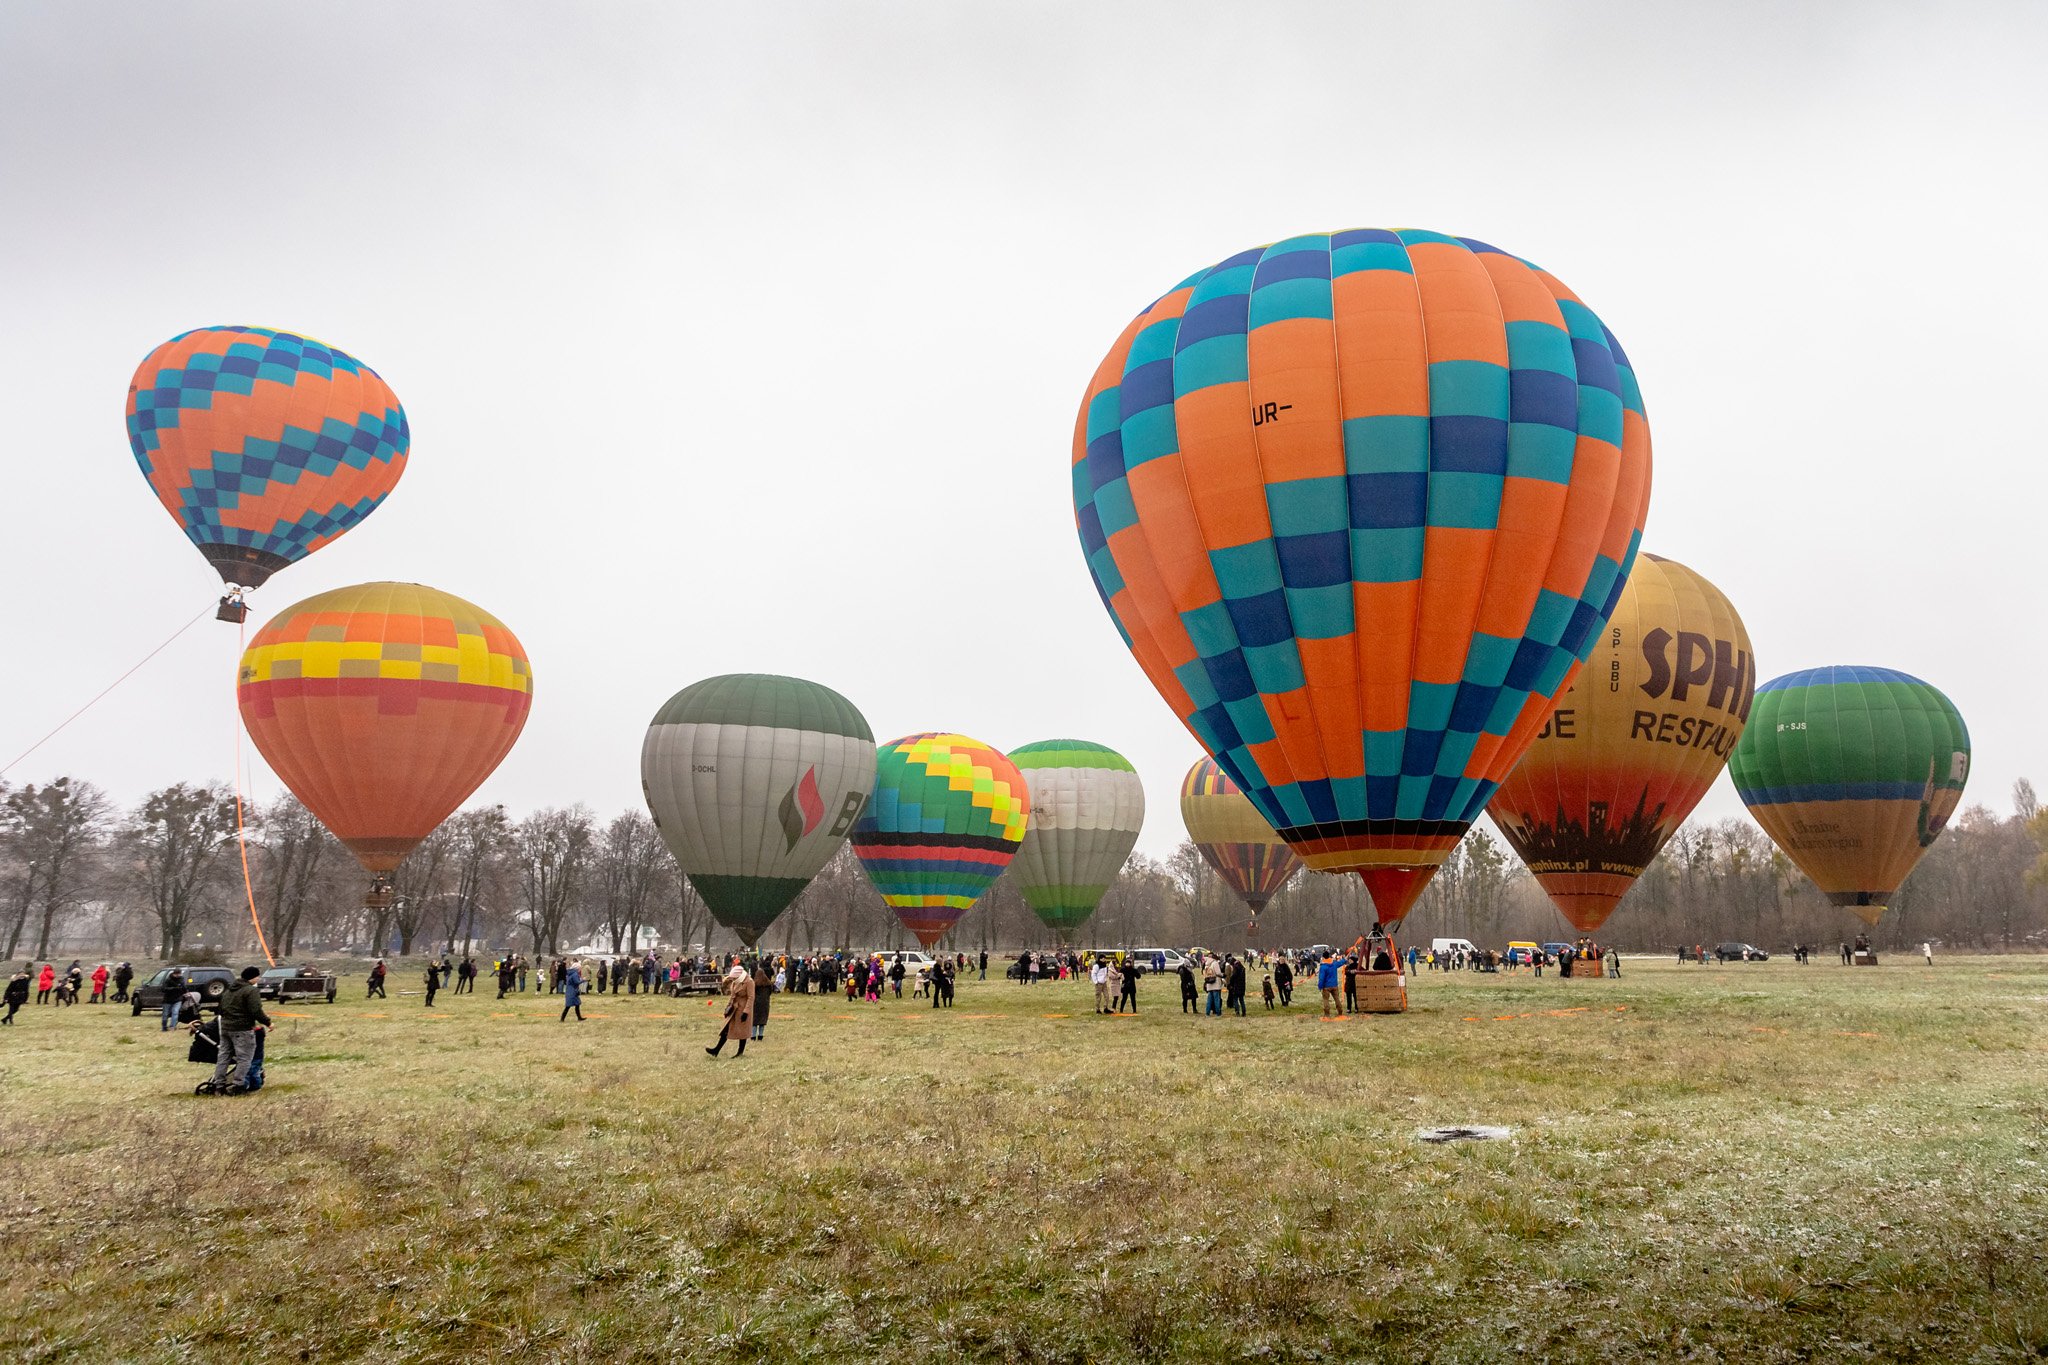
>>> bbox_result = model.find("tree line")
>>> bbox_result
[5,775,2046,961]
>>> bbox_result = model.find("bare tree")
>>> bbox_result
[3,778,113,959]
[590,811,667,953]
[128,782,238,958]
[392,827,454,956]
[435,806,508,954]
[257,795,342,956]
[517,806,594,955]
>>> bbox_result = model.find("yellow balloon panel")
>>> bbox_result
[1488,555,1753,932]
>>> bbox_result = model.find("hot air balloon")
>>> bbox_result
[237,582,530,904]
[1008,739,1145,938]
[129,327,409,617]
[1730,667,1969,926]
[1488,554,1753,933]
[851,734,1029,948]
[641,674,876,948]
[1074,230,1653,919]
[1179,757,1300,915]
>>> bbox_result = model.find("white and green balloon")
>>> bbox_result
[1008,739,1145,939]
[641,674,875,947]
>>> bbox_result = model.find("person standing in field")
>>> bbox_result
[1317,953,1341,1018]
[4,967,29,1025]
[112,962,133,1002]
[367,960,387,999]
[559,959,586,1022]
[1091,957,1111,1014]
[1227,956,1248,1016]
[159,967,185,1030]
[1178,960,1198,1014]
[36,964,54,1005]
[1273,956,1294,1007]
[751,959,774,1042]
[1203,957,1223,1017]
[1118,958,1139,1014]
[706,963,753,1058]
[423,960,440,1008]
[208,966,271,1095]
[88,963,108,1004]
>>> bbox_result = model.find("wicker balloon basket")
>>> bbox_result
[1356,969,1408,1013]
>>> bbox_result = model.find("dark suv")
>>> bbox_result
[1716,942,1770,962]
[130,967,237,1016]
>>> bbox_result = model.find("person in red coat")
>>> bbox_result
[36,964,55,1005]
[89,963,109,1004]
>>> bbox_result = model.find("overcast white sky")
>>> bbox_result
[3,0,2043,856]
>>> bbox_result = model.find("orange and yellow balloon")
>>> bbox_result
[1487,554,1753,933]
[237,583,532,889]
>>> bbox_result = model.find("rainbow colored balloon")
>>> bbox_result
[851,733,1030,947]
[128,326,409,590]
[1075,229,1652,889]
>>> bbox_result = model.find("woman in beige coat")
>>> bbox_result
[705,963,753,1058]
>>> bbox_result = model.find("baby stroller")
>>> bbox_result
[188,1020,267,1095]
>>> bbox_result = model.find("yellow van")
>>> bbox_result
[1506,941,1539,966]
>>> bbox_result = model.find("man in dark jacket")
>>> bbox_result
[209,966,272,1093]
[3,968,28,1025]
[112,961,134,1002]
[1273,958,1294,1007]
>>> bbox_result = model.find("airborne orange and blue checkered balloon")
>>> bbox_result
[1074,229,1652,881]
[128,326,409,590]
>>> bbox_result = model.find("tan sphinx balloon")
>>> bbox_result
[1487,555,1754,933]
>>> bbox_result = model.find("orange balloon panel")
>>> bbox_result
[1487,555,1752,932]
[237,582,532,872]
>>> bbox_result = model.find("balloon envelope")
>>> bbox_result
[129,326,408,589]
[1489,554,1754,932]
[641,674,875,948]
[851,734,1029,948]
[1730,666,1969,925]
[1075,229,1652,892]
[237,582,530,872]
[1008,739,1145,937]
[1179,757,1300,914]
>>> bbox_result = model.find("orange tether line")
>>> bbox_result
[233,616,275,967]
[0,603,212,779]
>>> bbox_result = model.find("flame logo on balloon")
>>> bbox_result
[779,767,825,851]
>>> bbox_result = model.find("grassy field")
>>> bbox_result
[3,954,2045,1363]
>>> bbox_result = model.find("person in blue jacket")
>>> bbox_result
[1316,953,1343,1018]
[559,959,585,1022]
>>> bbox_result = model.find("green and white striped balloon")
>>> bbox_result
[1008,739,1145,938]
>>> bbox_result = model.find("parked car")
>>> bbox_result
[1126,947,1188,973]
[256,965,339,1003]
[1540,942,1574,960]
[1504,941,1539,965]
[1716,942,1770,962]
[130,966,237,1016]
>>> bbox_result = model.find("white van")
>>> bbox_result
[1431,937,1477,957]
[1126,947,1188,973]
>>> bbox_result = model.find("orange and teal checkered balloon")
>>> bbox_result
[129,325,408,590]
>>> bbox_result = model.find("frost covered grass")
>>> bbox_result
[3,956,2046,1362]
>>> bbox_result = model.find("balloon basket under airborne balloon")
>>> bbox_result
[215,590,249,624]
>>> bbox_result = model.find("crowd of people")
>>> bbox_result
[4,959,135,1022]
